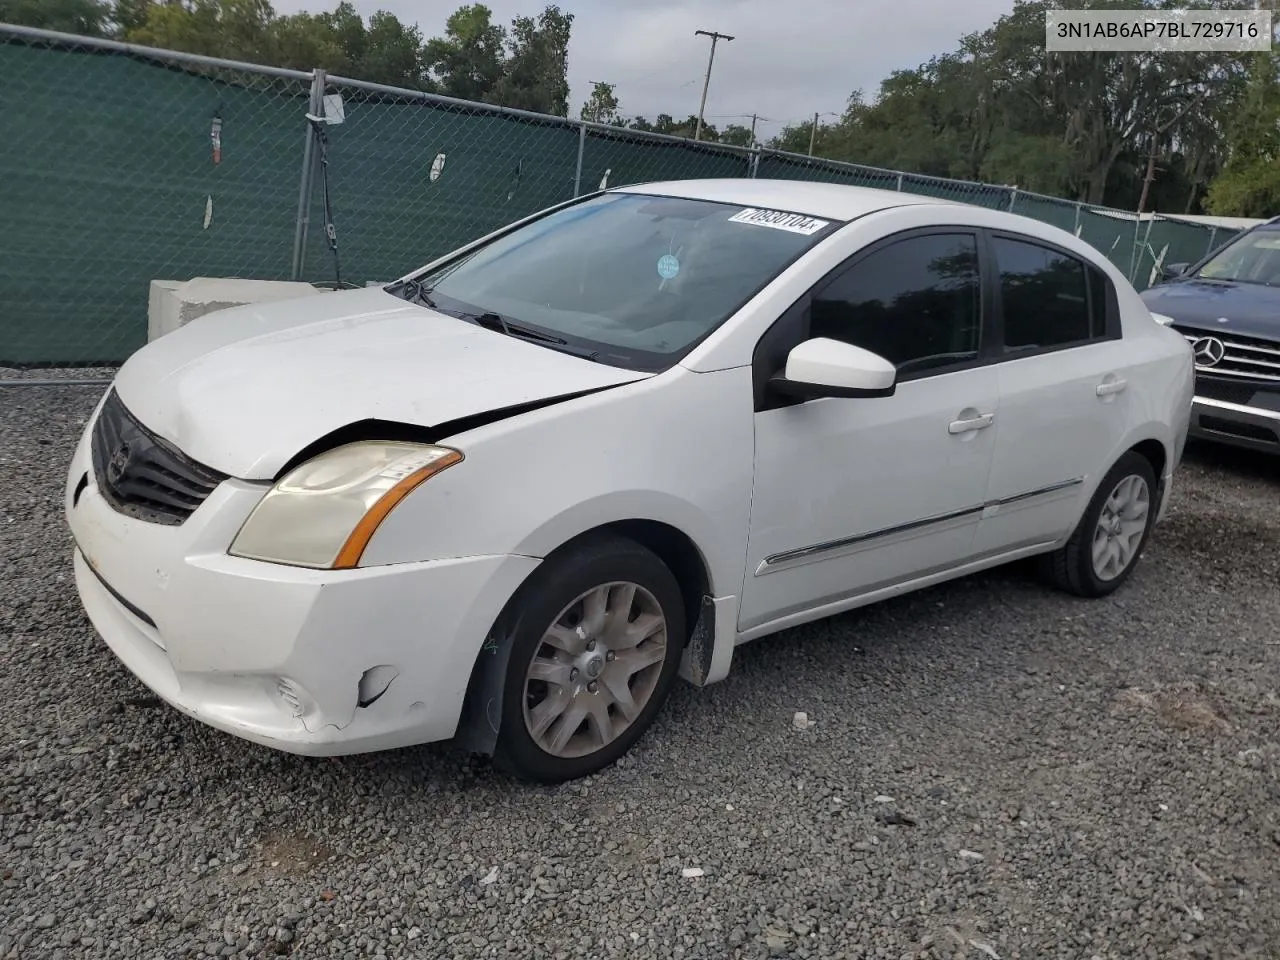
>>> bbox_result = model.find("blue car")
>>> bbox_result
[1141,219,1280,454]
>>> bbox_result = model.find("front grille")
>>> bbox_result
[1194,377,1266,406]
[1197,415,1279,445]
[1173,325,1280,382]
[90,390,227,525]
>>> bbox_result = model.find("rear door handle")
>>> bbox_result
[1096,379,1128,397]
[948,413,994,434]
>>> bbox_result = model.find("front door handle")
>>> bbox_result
[1096,379,1128,397]
[948,413,994,434]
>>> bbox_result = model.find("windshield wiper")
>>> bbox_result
[465,311,568,345]
[398,288,600,361]
[468,312,603,362]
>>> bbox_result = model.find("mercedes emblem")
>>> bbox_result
[1191,336,1226,367]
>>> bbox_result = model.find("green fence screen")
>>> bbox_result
[0,26,1236,367]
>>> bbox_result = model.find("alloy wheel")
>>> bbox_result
[1091,473,1150,581]
[521,581,669,759]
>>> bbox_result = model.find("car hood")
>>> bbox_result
[113,286,650,479]
[1140,279,1280,339]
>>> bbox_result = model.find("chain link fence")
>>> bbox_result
[0,25,313,370]
[0,23,1241,374]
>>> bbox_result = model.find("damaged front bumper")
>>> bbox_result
[65,422,539,757]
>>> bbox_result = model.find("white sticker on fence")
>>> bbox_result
[322,93,346,124]
[727,208,830,236]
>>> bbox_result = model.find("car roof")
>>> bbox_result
[613,178,959,221]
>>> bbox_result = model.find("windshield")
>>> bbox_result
[395,192,838,370]
[1195,228,1280,285]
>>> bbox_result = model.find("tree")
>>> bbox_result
[123,0,278,62]
[112,0,151,35]
[357,9,429,89]
[1205,52,1280,217]
[493,4,573,115]
[719,123,753,147]
[324,1,367,67]
[120,0,284,63]
[579,80,618,124]
[642,114,717,140]
[269,11,350,73]
[423,4,505,101]
[0,0,113,34]
[752,0,1249,211]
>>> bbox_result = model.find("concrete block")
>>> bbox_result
[147,277,325,341]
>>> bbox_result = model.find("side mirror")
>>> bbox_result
[1161,262,1190,281]
[768,337,897,400]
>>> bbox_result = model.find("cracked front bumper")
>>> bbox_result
[65,418,539,757]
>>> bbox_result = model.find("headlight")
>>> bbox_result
[229,441,463,569]
[1150,311,1176,326]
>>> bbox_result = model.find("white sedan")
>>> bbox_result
[66,179,1194,783]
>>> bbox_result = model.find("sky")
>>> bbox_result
[274,0,1017,140]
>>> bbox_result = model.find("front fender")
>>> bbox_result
[356,365,756,590]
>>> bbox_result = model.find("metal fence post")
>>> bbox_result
[1127,215,1147,283]
[896,173,903,191]
[1206,225,1219,257]
[1074,201,1083,234]
[573,122,586,197]
[290,68,326,280]
[1007,186,1018,211]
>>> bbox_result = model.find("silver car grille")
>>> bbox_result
[1173,325,1280,382]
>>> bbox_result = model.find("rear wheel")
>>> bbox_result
[1042,451,1157,598]
[492,535,686,783]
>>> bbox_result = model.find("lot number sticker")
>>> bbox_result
[657,254,680,280]
[728,207,830,235]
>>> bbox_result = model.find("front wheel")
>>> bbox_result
[1042,451,1158,598]
[492,535,686,783]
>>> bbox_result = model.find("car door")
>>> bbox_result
[970,231,1135,556]
[738,229,1001,634]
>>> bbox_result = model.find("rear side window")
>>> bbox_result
[809,232,982,376]
[994,237,1106,351]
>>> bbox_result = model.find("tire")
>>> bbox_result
[491,534,687,784]
[1041,451,1158,598]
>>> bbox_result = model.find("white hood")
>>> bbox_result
[113,286,650,479]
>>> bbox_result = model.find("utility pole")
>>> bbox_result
[693,29,734,141]
[807,112,819,156]
[750,113,758,147]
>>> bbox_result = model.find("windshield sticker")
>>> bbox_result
[656,254,681,280]
[727,208,830,235]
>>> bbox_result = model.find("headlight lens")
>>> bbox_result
[229,441,463,569]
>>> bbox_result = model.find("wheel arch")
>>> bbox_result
[451,513,722,759]
[1111,426,1173,519]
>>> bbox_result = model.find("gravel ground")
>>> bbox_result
[2,384,1278,960]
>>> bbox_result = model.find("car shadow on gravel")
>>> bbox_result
[1182,439,1280,487]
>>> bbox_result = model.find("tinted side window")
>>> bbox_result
[994,237,1097,350]
[1088,264,1110,335]
[809,233,981,375]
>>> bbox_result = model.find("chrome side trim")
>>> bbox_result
[1194,395,1280,423]
[757,477,1085,576]
[740,539,1062,642]
[988,476,1083,509]
[757,504,982,575]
